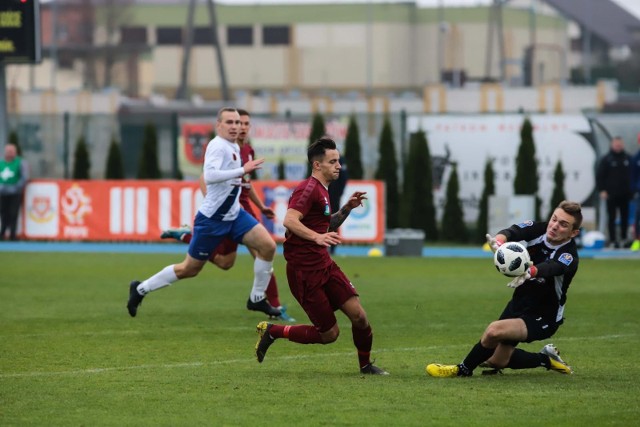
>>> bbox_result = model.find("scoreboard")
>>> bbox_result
[0,0,41,63]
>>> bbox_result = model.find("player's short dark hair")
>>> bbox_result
[557,201,583,230]
[237,108,250,117]
[308,137,336,164]
[217,107,237,121]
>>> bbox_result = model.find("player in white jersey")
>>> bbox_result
[198,133,243,221]
[126,108,279,317]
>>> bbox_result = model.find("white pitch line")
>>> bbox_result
[1,333,636,379]
[2,344,464,379]
[1,326,272,339]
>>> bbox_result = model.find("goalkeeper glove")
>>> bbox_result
[485,234,505,253]
[507,265,538,288]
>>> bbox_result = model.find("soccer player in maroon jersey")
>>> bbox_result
[161,109,292,321]
[254,137,388,375]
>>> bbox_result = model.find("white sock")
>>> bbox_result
[250,258,273,303]
[138,265,178,295]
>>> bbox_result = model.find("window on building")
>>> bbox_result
[227,26,253,46]
[156,27,182,45]
[120,27,147,44]
[263,25,290,45]
[194,27,216,45]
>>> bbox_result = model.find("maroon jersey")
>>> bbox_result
[283,176,333,270]
[239,142,255,209]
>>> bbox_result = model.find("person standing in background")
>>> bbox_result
[630,133,640,251]
[596,136,632,249]
[0,143,29,241]
[328,155,348,254]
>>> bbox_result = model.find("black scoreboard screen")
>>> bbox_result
[0,0,41,63]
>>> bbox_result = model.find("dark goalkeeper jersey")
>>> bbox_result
[499,220,579,322]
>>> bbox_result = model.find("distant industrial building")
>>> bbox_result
[7,0,639,99]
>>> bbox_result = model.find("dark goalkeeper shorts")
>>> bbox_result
[499,304,562,346]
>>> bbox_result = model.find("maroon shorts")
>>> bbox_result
[286,261,358,333]
[212,237,238,257]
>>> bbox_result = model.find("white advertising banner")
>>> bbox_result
[339,182,381,240]
[407,114,596,222]
[24,182,59,238]
[250,118,348,181]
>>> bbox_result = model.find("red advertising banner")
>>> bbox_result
[178,122,214,178]
[20,180,385,243]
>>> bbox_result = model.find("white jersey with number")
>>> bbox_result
[199,136,244,221]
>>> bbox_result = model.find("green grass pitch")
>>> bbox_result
[1,251,638,426]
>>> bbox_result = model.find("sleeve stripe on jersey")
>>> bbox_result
[294,178,317,211]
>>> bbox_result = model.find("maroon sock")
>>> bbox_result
[352,325,373,368]
[270,324,323,344]
[182,233,192,244]
[265,274,281,307]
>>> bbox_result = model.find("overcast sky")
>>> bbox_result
[220,0,640,20]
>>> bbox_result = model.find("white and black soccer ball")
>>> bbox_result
[493,242,531,277]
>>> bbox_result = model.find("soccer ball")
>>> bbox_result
[494,242,531,277]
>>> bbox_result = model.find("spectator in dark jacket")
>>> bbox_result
[630,133,640,251]
[328,156,348,254]
[0,143,29,240]
[596,136,631,248]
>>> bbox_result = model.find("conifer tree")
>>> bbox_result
[374,116,400,228]
[400,131,438,240]
[278,158,286,180]
[174,168,184,180]
[138,122,161,179]
[72,136,91,179]
[475,159,495,243]
[514,117,540,220]
[344,114,364,179]
[548,159,567,218]
[8,130,21,155]
[440,163,468,242]
[307,113,326,176]
[105,136,124,179]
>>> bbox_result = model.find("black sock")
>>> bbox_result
[507,348,548,370]
[460,342,495,375]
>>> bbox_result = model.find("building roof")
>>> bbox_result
[544,0,640,47]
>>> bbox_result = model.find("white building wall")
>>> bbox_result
[153,47,182,87]
[0,6,583,96]
[413,24,439,85]
[458,23,486,77]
